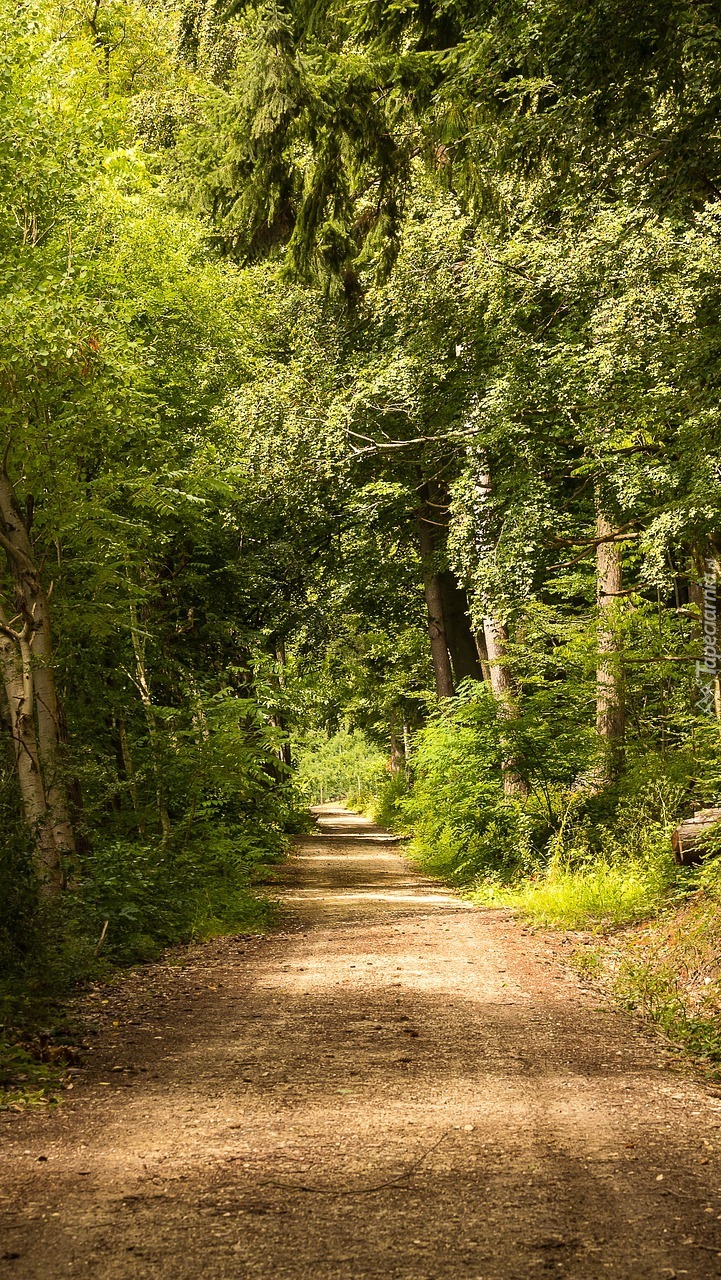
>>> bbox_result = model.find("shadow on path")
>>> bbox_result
[2,806,721,1278]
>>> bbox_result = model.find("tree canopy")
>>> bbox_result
[1,0,721,1026]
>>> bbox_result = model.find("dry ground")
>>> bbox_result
[2,806,721,1279]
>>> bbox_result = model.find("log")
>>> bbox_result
[671,808,721,866]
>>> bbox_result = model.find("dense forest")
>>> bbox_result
[2,0,721,1061]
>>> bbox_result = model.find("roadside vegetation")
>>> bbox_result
[294,731,386,808]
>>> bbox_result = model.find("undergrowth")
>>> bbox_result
[0,803,296,1109]
[573,859,721,1072]
[475,860,677,930]
[362,683,721,1071]
[294,729,386,807]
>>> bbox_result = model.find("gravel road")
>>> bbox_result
[2,806,721,1279]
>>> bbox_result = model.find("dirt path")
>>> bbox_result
[3,807,721,1279]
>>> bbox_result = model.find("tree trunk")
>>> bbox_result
[468,461,529,795]
[0,613,60,894]
[0,455,75,883]
[30,614,77,863]
[474,629,492,683]
[482,615,529,798]
[438,572,484,683]
[483,616,513,704]
[595,510,625,779]
[402,718,412,784]
[417,514,454,698]
[389,722,404,773]
[671,808,721,866]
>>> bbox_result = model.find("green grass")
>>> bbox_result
[472,859,675,930]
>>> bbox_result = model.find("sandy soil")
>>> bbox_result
[2,806,721,1279]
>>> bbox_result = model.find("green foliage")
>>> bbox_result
[574,881,721,1071]
[482,862,676,931]
[180,0,721,285]
[614,960,721,1064]
[0,699,287,1029]
[78,832,275,963]
[370,770,410,831]
[0,1041,67,1110]
[402,685,540,881]
[398,685,702,930]
[0,0,311,1050]
[294,729,386,805]
[4,0,721,1089]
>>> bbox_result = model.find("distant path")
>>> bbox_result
[2,806,721,1278]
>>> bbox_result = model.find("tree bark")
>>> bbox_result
[417,513,454,698]
[483,616,513,704]
[0,454,75,882]
[30,617,77,863]
[389,721,404,773]
[402,718,412,784]
[474,628,492,683]
[469,463,529,796]
[482,615,529,798]
[0,610,61,893]
[671,808,721,866]
[595,509,625,779]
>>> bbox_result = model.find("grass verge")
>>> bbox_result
[470,857,721,1075]
[470,858,677,931]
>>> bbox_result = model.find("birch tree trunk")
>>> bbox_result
[474,628,492,683]
[0,610,61,893]
[483,616,515,704]
[0,454,75,881]
[471,463,528,796]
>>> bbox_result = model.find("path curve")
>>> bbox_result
[2,806,721,1278]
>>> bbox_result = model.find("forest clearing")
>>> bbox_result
[3,0,721,1274]
[5,808,721,1279]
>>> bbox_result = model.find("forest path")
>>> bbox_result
[3,808,721,1279]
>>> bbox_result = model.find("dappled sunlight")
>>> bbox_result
[292,852,413,862]
[280,890,470,906]
[4,807,721,1279]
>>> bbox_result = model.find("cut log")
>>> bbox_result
[671,808,721,866]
